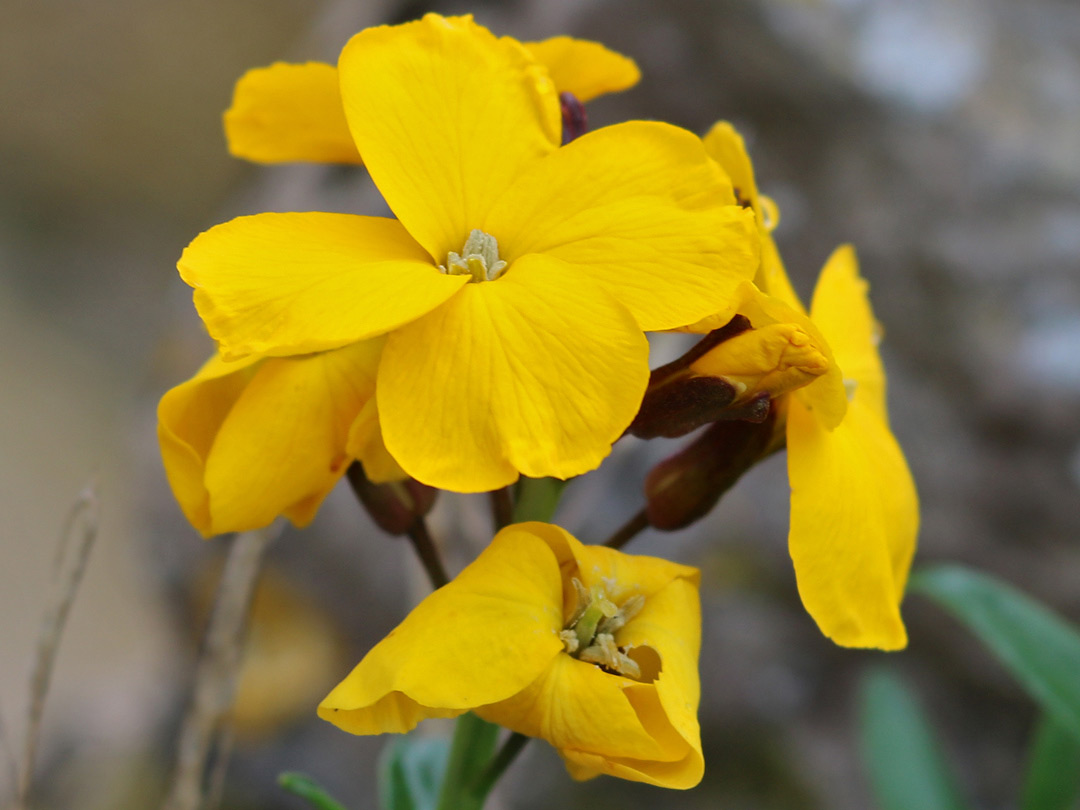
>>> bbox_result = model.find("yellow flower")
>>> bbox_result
[685,124,918,650]
[319,522,703,789]
[224,36,640,165]
[158,340,401,536]
[177,14,758,493]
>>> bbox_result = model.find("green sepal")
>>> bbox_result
[857,668,970,810]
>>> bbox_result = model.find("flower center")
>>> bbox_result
[559,577,645,679]
[439,229,507,283]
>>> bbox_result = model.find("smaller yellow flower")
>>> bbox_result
[158,339,401,536]
[224,35,640,165]
[319,522,703,789]
[677,122,919,650]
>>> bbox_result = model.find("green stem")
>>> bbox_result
[512,477,567,523]
[469,733,530,800]
[434,713,499,810]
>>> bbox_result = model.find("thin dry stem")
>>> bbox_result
[14,483,99,809]
[160,523,279,810]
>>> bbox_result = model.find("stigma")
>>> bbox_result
[440,229,507,283]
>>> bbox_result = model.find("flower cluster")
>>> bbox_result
[159,12,918,791]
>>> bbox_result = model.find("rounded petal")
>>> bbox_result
[318,526,565,734]
[484,121,759,331]
[159,341,383,535]
[338,14,561,262]
[524,36,640,102]
[158,353,261,534]
[224,62,362,165]
[786,395,918,650]
[377,255,650,492]
[345,399,407,484]
[809,244,887,420]
[178,213,466,359]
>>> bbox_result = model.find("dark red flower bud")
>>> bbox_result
[560,91,588,144]
[644,410,777,531]
[346,463,437,536]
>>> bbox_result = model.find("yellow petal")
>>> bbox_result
[158,353,262,534]
[484,121,758,331]
[338,14,561,263]
[702,121,804,310]
[224,62,361,165]
[738,283,848,429]
[809,244,887,420]
[377,255,650,492]
[318,525,565,734]
[345,398,407,484]
[203,341,383,534]
[158,342,382,535]
[786,395,918,650]
[524,36,640,102]
[702,120,760,215]
[178,213,466,359]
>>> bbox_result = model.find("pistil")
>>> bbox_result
[440,229,507,282]
[559,577,645,679]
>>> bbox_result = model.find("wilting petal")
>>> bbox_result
[809,244,887,420]
[377,255,649,492]
[159,340,383,536]
[338,14,561,262]
[224,62,361,165]
[484,121,758,331]
[524,36,640,102]
[787,395,916,650]
[318,526,565,734]
[178,213,466,359]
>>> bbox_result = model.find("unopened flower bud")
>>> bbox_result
[631,316,770,439]
[644,412,777,531]
[345,463,437,536]
[690,322,829,403]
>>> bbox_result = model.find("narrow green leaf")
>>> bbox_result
[911,565,1080,738]
[1021,714,1080,810]
[858,668,970,810]
[377,736,450,810]
[512,477,567,523]
[278,772,349,810]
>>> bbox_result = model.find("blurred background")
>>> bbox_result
[2,0,1079,807]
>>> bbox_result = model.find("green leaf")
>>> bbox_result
[278,772,349,810]
[377,736,451,810]
[1021,714,1080,810]
[858,668,970,810]
[911,565,1080,738]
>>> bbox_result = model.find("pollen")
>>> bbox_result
[440,229,507,282]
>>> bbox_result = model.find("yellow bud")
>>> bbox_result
[689,323,829,402]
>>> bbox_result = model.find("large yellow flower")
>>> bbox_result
[177,14,758,493]
[319,522,703,789]
[680,123,918,650]
[224,36,641,164]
